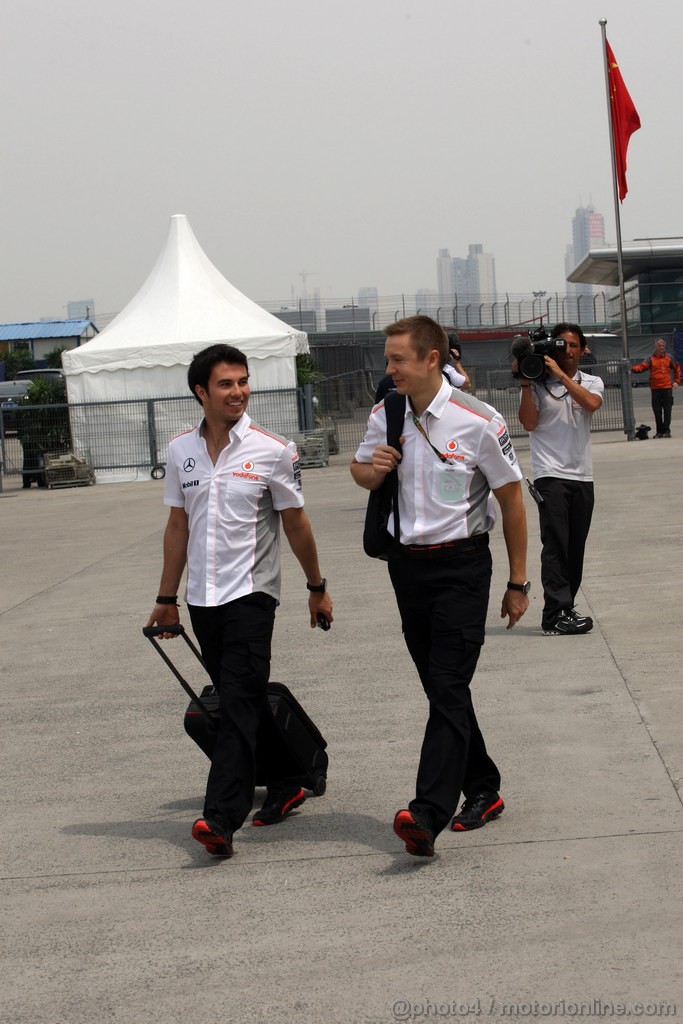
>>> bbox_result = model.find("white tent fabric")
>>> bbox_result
[62,214,308,480]
[63,213,308,398]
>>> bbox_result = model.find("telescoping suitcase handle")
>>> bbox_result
[142,624,215,725]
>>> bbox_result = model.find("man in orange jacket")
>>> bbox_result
[631,339,680,438]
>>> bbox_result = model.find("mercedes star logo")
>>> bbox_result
[183,458,196,472]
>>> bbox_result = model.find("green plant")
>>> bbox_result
[4,349,35,379]
[18,377,71,456]
[26,377,67,404]
[296,354,323,385]
[44,346,68,369]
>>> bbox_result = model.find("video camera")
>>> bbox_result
[511,327,566,382]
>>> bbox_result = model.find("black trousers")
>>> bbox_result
[651,388,673,434]
[387,543,499,837]
[535,476,594,627]
[188,594,296,834]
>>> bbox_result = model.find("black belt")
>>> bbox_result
[398,533,489,559]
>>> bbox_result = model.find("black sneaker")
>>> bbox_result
[450,793,504,832]
[543,608,593,636]
[393,809,435,857]
[191,818,234,857]
[252,785,306,826]
[664,431,672,438]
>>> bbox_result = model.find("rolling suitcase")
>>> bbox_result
[143,624,328,796]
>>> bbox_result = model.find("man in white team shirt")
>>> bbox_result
[351,316,529,858]
[518,322,604,636]
[147,344,333,858]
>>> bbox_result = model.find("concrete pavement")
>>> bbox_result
[1,400,682,1024]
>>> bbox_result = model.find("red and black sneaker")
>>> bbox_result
[393,809,435,857]
[252,785,306,826]
[191,818,234,857]
[450,793,504,832]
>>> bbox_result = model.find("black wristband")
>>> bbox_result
[306,578,327,593]
[507,581,531,594]
[156,595,178,605]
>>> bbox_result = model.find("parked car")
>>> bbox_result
[0,380,30,434]
[604,361,622,388]
[602,358,651,388]
[15,368,64,382]
[0,379,30,401]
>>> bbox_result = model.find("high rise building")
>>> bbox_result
[436,249,455,300]
[67,298,95,320]
[358,286,379,313]
[452,257,469,301]
[436,244,497,315]
[415,289,440,319]
[567,204,606,299]
[466,244,497,301]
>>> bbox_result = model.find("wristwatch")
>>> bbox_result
[306,578,327,593]
[507,580,531,594]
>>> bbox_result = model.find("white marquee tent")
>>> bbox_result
[63,213,308,397]
[62,214,308,479]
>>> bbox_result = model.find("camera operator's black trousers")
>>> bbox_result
[189,594,298,835]
[388,540,500,837]
[535,476,594,628]
[651,388,673,435]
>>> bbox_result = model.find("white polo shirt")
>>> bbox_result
[164,413,303,606]
[355,378,522,545]
[527,371,604,481]
[442,364,467,389]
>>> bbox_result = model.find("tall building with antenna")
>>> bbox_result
[567,204,606,300]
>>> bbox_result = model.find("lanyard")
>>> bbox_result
[544,371,581,401]
[411,413,448,463]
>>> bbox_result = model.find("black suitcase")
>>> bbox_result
[143,625,328,796]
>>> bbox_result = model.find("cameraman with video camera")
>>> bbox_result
[516,323,604,636]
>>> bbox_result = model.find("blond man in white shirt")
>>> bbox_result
[352,316,528,858]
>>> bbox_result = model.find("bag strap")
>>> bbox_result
[383,391,405,545]
[384,390,405,451]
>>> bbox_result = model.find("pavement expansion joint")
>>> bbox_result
[2,825,682,883]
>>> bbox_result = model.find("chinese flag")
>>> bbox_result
[606,41,641,201]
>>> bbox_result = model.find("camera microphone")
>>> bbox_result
[511,335,532,360]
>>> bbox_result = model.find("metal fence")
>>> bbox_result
[310,360,633,452]
[1,388,303,486]
[1,363,634,488]
[472,361,632,437]
[256,287,683,335]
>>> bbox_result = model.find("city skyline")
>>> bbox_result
[56,216,598,332]
[3,1,682,326]
[3,195,631,328]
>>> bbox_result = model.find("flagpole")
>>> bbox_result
[599,18,630,360]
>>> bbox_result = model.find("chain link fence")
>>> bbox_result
[1,388,303,487]
[310,360,634,454]
[1,363,635,489]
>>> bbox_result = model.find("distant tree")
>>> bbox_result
[4,349,35,379]
[17,376,71,474]
[296,353,323,385]
[26,377,67,405]
[44,346,68,369]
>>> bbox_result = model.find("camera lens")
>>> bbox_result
[520,354,546,380]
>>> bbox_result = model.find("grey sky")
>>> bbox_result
[2,0,680,323]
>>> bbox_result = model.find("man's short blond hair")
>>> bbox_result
[384,315,448,368]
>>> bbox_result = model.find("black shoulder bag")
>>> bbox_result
[362,391,406,560]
